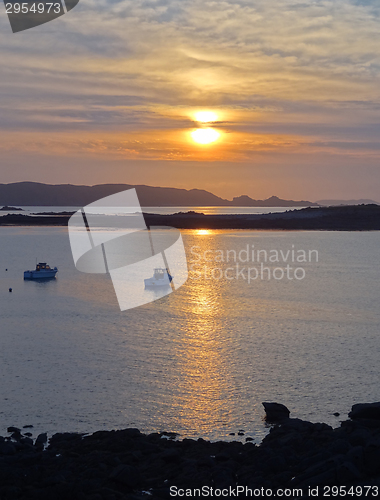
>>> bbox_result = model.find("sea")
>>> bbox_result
[0,206,379,443]
[0,206,302,216]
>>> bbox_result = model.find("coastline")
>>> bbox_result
[2,403,380,498]
[0,204,380,230]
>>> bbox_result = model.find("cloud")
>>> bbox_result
[1,0,380,198]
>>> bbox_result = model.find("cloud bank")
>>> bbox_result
[0,0,380,198]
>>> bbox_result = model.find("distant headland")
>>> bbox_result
[0,205,23,211]
[0,182,319,207]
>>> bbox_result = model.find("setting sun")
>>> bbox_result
[191,128,220,145]
[194,111,218,123]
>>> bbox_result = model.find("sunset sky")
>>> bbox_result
[1,0,380,201]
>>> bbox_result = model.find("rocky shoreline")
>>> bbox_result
[1,402,380,499]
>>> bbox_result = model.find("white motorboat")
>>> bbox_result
[24,262,58,280]
[144,268,173,288]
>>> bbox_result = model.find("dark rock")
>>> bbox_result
[336,461,362,482]
[49,432,83,448]
[197,437,209,444]
[7,426,21,433]
[363,442,380,475]
[159,431,178,438]
[3,402,380,497]
[214,451,231,462]
[265,455,287,474]
[327,438,351,455]
[333,412,340,417]
[35,433,48,446]
[262,402,290,421]
[23,424,34,429]
[212,466,236,488]
[20,436,34,446]
[150,487,172,498]
[0,441,16,455]
[347,445,364,468]
[109,464,140,488]
[1,486,22,498]
[349,402,380,420]
[10,431,22,441]
[159,449,181,464]
[298,450,333,471]
[119,428,141,438]
[347,428,371,447]
[291,457,338,488]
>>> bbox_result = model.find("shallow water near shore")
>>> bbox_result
[0,227,379,443]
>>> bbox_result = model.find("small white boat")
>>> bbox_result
[24,262,58,280]
[144,268,173,288]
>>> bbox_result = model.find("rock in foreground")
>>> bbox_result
[349,402,380,421]
[1,403,380,499]
[262,402,290,421]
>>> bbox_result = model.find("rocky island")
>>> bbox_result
[0,206,23,211]
[0,204,379,230]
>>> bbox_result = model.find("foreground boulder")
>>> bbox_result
[262,402,290,421]
[349,402,380,420]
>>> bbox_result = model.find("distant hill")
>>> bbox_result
[317,199,380,206]
[0,182,319,207]
[231,195,318,207]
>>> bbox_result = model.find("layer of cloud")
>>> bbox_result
[0,0,380,197]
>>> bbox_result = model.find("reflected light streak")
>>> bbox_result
[169,235,232,435]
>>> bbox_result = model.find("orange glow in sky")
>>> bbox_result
[191,128,221,145]
[194,111,218,123]
[2,0,380,202]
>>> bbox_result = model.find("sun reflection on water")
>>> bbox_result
[169,232,235,436]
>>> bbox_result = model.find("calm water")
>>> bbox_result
[0,206,304,216]
[0,227,379,443]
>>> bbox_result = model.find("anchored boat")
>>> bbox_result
[24,262,58,280]
[144,268,173,288]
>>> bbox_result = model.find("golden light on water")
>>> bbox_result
[191,128,220,145]
[170,232,230,435]
[197,229,211,235]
